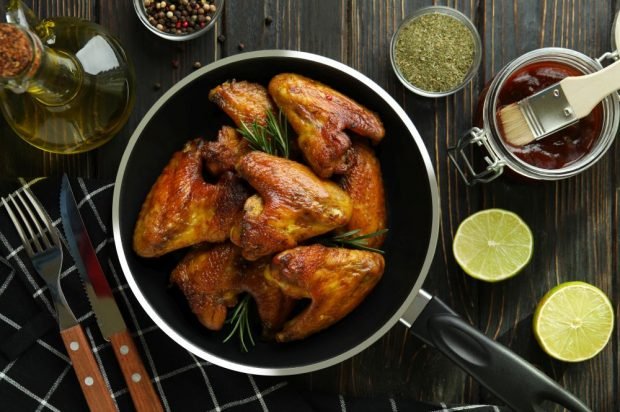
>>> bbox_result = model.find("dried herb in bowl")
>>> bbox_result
[394,12,475,93]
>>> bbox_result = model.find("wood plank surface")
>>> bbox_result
[1,0,617,410]
[477,1,617,410]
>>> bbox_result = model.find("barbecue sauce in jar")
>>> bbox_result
[453,47,619,185]
[495,61,604,170]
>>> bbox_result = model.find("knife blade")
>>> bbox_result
[3,188,117,412]
[60,175,163,412]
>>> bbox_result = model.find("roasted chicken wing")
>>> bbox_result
[204,126,251,175]
[170,242,294,336]
[209,80,277,127]
[133,139,249,257]
[231,152,353,261]
[338,141,387,247]
[269,73,385,178]
[267,245,385,342]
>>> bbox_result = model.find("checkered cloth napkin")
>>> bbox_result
[0,177,504,412]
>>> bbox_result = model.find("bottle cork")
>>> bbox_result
[0,23,33,78]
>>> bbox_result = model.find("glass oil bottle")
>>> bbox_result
[0,0,135,153]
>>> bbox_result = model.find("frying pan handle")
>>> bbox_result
[410,295,591,412]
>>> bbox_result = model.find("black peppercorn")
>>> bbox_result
[144,0,218,35]
[217,34,226,43]
[238,42,245,51]
[265,16,273,25]
[193,61,202,70]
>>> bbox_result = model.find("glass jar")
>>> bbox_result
[450,46,620,185]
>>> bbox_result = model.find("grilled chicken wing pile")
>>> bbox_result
[134,74,388,342]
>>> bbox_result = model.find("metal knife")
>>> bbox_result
[3,188,117,412]
[60,175,163,412]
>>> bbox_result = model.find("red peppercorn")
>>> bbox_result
[183,21,189,27]
[176,21,181,28]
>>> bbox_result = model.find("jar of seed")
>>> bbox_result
[390,6,482,97]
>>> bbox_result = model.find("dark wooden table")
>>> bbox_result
[1,1,617,410]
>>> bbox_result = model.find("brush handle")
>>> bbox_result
[561,59,620,118]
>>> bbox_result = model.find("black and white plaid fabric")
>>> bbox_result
[0,178,504,412]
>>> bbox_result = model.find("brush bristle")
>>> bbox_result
[498,103,536,146]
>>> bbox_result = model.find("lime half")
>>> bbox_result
[533,281,614,362]
[453,209,533,282]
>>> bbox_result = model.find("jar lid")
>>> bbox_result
[612,11,620,54]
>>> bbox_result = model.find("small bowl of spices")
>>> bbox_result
[390,6,482,97]
[133,0,224,41]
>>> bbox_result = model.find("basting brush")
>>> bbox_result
[498,59,620,146]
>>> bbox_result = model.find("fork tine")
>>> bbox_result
[16,189,56,249]
[12,192,48,253]
[2,196,37,256]
[10,193,45,253]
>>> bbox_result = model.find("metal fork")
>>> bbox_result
[2,187,117,412]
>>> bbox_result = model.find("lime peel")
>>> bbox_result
[452,208,533,282]
[533,281,614,362]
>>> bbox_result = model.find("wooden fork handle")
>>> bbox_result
[110,330,163,412]
[60,324,117,412]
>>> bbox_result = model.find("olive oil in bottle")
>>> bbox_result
[0,1,135,153]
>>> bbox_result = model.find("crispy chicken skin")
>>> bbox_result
[204,126,251,175]
[133,139,249,257]
[209,80,277,127]
[171,243,239,329]
[269,73,385,178]
[231,152,353,261]
[267,245,385,342]
[338,141,387,247]
[170,243,294,335]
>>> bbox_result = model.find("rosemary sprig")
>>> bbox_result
[322,228,389,254]
[223,294,255,352]
[237,109,289,158]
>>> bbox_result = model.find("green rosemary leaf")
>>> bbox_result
[223,294,255,352]
[348,228,389,241]
[322,228,388,255]
[238,121,272,155]
[343,243,386,254]
[237,110,289,158]
[331,229,362,240]
[265,109,289,158]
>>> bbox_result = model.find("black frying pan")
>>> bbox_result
[112,50,589,412]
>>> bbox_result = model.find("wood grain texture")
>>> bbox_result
[60,324,117,412]
[109,330,163,412]
[1,0,617,410]
[478,1,617,410]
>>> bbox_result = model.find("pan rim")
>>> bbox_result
[112,49,440,376]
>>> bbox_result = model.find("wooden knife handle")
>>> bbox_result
[110,330,163,412]
[60,325,117,412]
